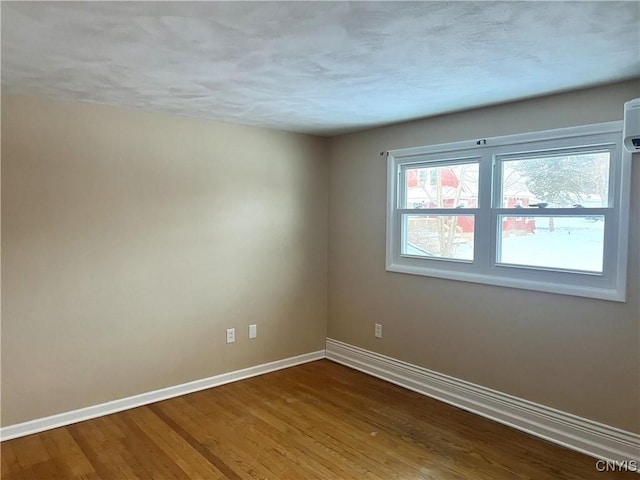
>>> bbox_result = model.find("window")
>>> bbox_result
[386,121,631,301]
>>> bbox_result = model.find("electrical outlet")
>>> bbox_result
[374,323,382,338]
[249,324,257,339]
[226,328,235,344]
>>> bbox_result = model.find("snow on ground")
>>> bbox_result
[425,217,605,272]
[499,217,604,272]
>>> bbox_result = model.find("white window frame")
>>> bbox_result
[386,121,631,302]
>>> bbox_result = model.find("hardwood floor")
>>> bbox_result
[1,360,634,479]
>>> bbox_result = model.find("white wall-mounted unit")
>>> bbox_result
[623,98,640,152]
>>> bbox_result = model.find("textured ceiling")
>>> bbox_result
[2,1,639,136]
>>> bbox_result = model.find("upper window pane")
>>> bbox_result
[500,151,610,208]
[402,163,479,209]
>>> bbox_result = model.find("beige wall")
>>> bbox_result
[327,80,640,433]
[3,80,639,434]
[1,95,328,426]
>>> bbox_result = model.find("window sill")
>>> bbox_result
[386,262,626,302]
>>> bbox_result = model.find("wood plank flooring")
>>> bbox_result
[1,360,634,479]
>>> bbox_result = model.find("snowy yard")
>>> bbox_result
[499,216,604,272]
[405,216,605,273]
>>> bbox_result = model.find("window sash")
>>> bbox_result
[400,213,476,263]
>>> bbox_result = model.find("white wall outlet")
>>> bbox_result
[248,324,257,339]
[374,323,383,338]
[226,328,235,344]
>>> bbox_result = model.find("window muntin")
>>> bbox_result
[386,121,630,301]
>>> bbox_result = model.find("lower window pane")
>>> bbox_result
[403,215,474,260]
[497,215,605,272]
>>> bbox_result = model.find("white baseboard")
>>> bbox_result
[326,338,640,465]
[0,350,325,442]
